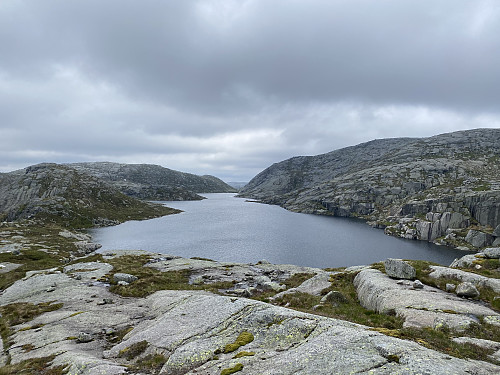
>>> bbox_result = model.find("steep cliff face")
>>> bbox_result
[239,129,500,250]
[0,163,178,227]
[68,162,236,200]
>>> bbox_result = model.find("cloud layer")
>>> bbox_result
[1,0,499,180]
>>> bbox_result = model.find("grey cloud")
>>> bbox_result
[0,1,499,180]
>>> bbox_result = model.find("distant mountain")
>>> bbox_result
[68,162,236,200]
[239,129,500,250]
[227,181,248,190]
[0,163,178,228]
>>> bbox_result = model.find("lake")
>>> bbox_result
[90,193,469,268]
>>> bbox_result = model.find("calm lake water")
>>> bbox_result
[91,193,469,268]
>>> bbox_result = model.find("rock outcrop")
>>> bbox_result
[239,129,500,250]
[354,268,498,331]
[1,251,499,374]
[69,162,236,200]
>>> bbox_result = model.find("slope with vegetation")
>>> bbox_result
[0,163,178,228]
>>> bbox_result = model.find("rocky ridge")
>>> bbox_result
[0,163,178,227]
[69,162,236,201]
[239,129,500,250]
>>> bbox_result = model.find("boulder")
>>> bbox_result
[483,247,500,259]
[77,332,93,343]
[446,283,456,292]
[450,254,482,268]
[429,266,500,293]
[456,282,480,298]
[384,258,416,280]
[412,280,424,289]
[493,224,500,237]
[113,273,138,284]
[465,230,493,248]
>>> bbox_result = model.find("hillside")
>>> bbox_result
[68,162,236,200]
[239,129,500,250]
[0,163,179,228]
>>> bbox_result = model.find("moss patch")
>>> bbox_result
[233,351,255,359]
[224,332,254,353]
[220,363,243,375]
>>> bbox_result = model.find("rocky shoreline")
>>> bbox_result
[0,223,499,374]
[239,129,500,253]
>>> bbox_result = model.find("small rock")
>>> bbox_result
[257,259,270,264]
[102,328,115,335]
[412,280,424,289]
[231,289,252,298]
[320,291,347,305]
[46,287,56,292]
[446,283,456,292]
[97,298,114,305]
[77,332,93,343]
[113,273,138,284]
[456,282,480,298]
[117,281,129,286]
[475,264,482,270]
[384,258,416,280]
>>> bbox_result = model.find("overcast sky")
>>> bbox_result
[1,0,499,181]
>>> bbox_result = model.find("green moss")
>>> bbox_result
[233,351,255,359]
[220,363,244,375]
[118,340,149,360]
[224,332,254,353]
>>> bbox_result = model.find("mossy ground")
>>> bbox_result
[0,302,63,351]
[0,355,68,375]
[105,255,235,298]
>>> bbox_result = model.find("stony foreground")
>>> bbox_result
[0,250,499,374]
